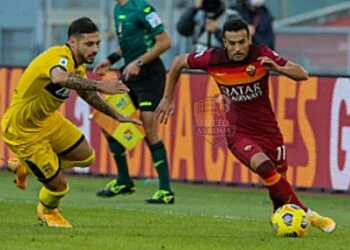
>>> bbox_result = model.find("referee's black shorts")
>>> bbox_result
[124,58,166,112]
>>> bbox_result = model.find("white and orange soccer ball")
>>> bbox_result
[271,204,309,237]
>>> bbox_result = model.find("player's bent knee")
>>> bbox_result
[82,149,95,167]
[75,149,95,168]
[60,149,95,169]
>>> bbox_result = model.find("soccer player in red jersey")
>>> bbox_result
[155,18,336,233]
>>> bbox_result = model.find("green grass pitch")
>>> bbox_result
[0,172,349,250]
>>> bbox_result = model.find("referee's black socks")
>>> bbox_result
[148,140,172,192]
[107,137,132,185]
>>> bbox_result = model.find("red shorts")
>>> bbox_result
[227,132,287,173]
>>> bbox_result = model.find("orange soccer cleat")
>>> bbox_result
[7,158,28,190]
[37,203,72,228]
[308,211,336,233]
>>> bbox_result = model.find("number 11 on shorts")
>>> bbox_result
[277,145,286,161]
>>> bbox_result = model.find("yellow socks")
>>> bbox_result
[38,184,69,211]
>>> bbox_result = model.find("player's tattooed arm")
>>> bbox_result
[66,73,99,90]
[50,66,129,94]
[51,67,98,90]
[77,90,143,125]
[77,90,118,119]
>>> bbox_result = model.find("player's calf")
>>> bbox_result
[255,159,308,211]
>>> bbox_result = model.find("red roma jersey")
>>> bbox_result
[187,44,287,137]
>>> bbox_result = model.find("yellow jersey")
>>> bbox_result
[1,44,86,134]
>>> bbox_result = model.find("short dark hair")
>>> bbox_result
[202,0,222,12]
[223,18,249,36]
[67,17,99,38]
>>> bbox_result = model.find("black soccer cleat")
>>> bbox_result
[96,180,135,197]
[145,190,175,204]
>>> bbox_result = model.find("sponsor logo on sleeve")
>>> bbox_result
[145,12,162,28]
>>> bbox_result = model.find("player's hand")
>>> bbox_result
[97,78,130,94]
[93,59,111,75]
[258,56,281,72]
[116,113,143,126]
[154,97,175,124]
[123,61,141,81]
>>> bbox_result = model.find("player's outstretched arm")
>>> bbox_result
[259,57,309,81]
[77,90,142,126]
[154,54,189,124]
[278,60,309,81]
[50,67,128,94]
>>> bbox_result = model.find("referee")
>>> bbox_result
[94,0,174,204]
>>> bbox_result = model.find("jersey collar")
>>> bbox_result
[65,43,79,68]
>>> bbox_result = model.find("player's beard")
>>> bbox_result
[80,51,97,64]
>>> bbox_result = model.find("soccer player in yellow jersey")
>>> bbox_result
[1,17,141,228]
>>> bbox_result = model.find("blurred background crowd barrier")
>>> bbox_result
[1,68,350,192]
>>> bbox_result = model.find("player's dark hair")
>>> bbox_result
[67,17,99,38]
[223,18,249,36]
[202,0,222,13]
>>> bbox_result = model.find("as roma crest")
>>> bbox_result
[246,64,256,76]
